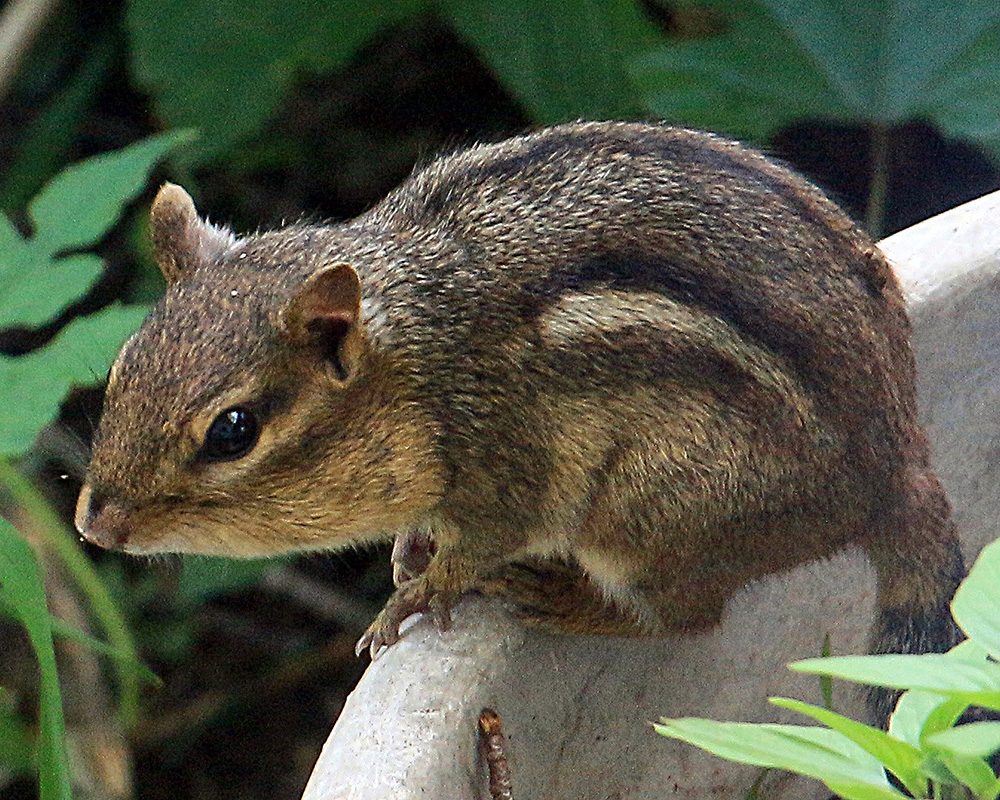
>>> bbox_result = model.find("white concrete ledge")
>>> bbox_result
[304,190,1000,800]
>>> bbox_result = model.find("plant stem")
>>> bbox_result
[0,457,143,723]
[865,124,890,240]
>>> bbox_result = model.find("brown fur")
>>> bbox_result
[75,122,963,687]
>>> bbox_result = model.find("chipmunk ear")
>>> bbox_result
[281,263,364,380]
[149,183,236,285]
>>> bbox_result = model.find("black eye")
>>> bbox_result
[201,407,259,461]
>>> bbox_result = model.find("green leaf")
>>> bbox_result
[177,555,279,605]
[655,718,906,800]
[444,0,659,123]
[0,701,33,775]
[792,653,1000,709]
[927,723,1000,759]
[126,0,420,164]
[0,460,148,724]
[890,692,968,748]
[932,751,999,800]
[0,132,188,330]
[29,131,192,254]
[771,698,927,797]
[952,539,1000,659]
[631,0,851,142]
[46,616,160,688]
[820,633,834,710]
[631,0,1000,156]
[0,517,71,800]
[0,253,104,328]
[0,304,149,455]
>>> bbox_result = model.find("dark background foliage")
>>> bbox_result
[1,1,999,798]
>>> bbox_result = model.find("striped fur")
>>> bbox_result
[77,123,963,720]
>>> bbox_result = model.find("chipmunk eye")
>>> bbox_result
[201,407,260,461]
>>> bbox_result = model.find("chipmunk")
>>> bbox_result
[75,121,964,724]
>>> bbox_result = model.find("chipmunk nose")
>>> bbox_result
[74,484,127,549]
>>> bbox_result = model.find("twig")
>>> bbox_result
[479,708,513,800]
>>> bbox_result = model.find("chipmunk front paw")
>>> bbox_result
[355,575,457,659]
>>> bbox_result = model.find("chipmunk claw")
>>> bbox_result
[354,623,396,659]
[355,577,459,659]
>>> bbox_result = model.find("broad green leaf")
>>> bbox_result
[631,0,851,142]
[1,133,188,329]
[29,132,191,254]
[126,0,421,164]
[0,304,149,455]
[0,210,23,255]
[0,253,103,328]
[631,0,1000,157]
[952,539,1000,659]
[445,0,658,123]
[0,516,71,800]
[772,698,926,797]
[655,718,905,800]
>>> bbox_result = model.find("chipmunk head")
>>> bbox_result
[75,184,441,557]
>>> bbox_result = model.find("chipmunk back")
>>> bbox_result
[76,122,964,722]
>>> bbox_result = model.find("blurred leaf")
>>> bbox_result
[952,538,1000,659]
[0,304,149,455]
[177,556,279,605]
[890,691,967,749]
[0,133,187,329]
[28,132,192,254]
[444,0,659,123]
[772,698,926,797]
[924,722,1000,800]
[631,0,1000,156]
[631,0,851,141]
[0,516,71,800]
[820,633,834,710]
[0,254,104,328]
[655,718,905,800]
[126,0,421,164]
[47,616,160,687]
[0,133,189,455]
[792,653,1000,710]
[933,750,999,800]
[0,698,33,775]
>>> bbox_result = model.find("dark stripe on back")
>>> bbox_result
[526,251,820,395]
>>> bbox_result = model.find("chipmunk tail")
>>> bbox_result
[863,466,966,728]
